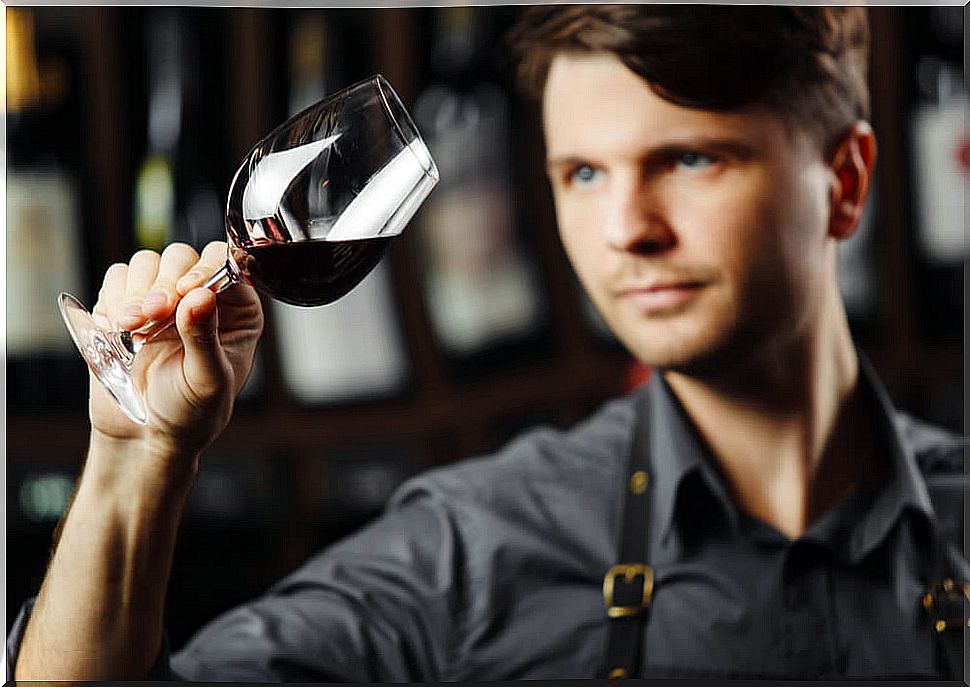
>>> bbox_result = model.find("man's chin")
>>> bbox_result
[635,349,723,377]
[626,322,780,385]
[618,327,744,378]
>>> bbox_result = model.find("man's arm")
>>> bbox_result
[15,433,197,679]
[14,241,263,680]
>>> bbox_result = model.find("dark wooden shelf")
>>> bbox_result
[6,349,631,458]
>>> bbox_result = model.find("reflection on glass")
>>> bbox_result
[58,75,438,424]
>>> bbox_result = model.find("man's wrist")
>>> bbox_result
[86,429,201,503]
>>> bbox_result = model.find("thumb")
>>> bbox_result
[176,287,227,396]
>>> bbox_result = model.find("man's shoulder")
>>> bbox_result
[892,409,967,475]
[892,410,967,563]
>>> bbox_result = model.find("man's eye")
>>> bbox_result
[677,152,715,170]
[568,164,600,186]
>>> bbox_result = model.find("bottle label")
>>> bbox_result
[7,170,85,354]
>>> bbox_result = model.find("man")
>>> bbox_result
[10,5,968,681]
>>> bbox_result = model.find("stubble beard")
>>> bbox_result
[610,295,784,387]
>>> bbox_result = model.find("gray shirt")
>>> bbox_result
[7,358,968,680]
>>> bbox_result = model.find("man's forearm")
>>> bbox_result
[15,431,198,680]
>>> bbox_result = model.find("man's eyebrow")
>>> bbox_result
[644,136,762,161]
[545,155,587,172]
[545,136,762,171]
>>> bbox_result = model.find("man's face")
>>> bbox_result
[543,53,838,374]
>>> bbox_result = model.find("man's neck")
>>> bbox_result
[662,285,880,540]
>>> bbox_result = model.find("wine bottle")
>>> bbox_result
[132,9,177,252]
[131,8,264,407]
[6,8,89,412]
[906,7,966,344]
[413,7,550,378]
[133,8,226,251]
[270,10,410,405]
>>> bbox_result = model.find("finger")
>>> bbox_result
[120,250,161,329]
[175,287,228,400]
[142,243,199,321]
[93,262,129,328]
[176,241,229,296]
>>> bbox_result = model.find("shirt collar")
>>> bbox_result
[643,373,738,546]
[638,351,936,556]
[845,351,935,561]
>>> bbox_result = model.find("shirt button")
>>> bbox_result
[629,470,649,495]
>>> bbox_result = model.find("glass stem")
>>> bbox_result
[118,263,237,359]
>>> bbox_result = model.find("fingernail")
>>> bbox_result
[177,271,204,291]
[144,291,168,309]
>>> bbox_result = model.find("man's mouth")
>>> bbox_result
[616,281,706,314]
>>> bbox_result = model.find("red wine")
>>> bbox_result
[233,237,394,307]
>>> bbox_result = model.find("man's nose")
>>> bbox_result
[603,188,675,255]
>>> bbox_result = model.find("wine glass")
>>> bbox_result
[58,74,439,425]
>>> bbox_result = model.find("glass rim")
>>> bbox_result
[252,73,438,183]
[370,74,438,180]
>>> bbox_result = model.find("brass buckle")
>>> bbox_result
[603,563,653,618]
[923,578,970,633]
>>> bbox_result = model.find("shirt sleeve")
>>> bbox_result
[6,597,34,680]
[170,478,465,682]
[5,597,177,681]
[6,479,464,683]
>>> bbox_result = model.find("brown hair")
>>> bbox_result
[505,5,871,153]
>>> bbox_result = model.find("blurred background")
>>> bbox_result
[5,6,966,649]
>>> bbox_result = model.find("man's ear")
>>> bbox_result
[828,121,878,240]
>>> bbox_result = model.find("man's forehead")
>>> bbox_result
[541,52,638,118]
[541,51,783,161]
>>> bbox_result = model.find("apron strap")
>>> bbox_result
[925,533,968,679]
[602,390,653,679]
[604,382,966,678]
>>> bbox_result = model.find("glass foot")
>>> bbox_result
[58,292,148,425]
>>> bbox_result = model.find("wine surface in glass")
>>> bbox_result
[235,237,394,307]
[225,126,435,307]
